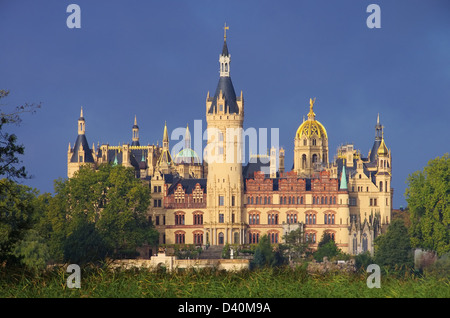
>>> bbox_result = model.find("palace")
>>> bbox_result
[67,28,392,256]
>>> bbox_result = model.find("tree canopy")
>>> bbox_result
[47,164,159,264]
[405,154,450,256]
[374,219,413,269]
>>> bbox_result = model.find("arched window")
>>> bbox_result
[225,63,228,72]
[302,154,307,169]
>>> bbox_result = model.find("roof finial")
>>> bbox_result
[308,97,316,119]
[134,115,137,126]
[377,113,380,125]
[223,22,229,41]
[80,106,84,119]
[163,121,169,143]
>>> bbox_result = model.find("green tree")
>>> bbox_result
[47,164,158,263]
[314,233,340,262]
[280,226,311,262]
[251,235,283,268]
[0,179,44,265]
[374,219,413,270]
[405,154,450,256]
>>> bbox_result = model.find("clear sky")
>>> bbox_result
[1,0,449,209]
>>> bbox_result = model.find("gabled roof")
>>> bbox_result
[167,178,207,195]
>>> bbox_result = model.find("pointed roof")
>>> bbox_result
[377,136,388,156]
[222,40,229,56]
[208,76,239,114]
[163,121,169,143]
[70,134,94,163]
[79,107,84,120]
[369,114,384,162]
[133,115,139,129]
[340,164,348,190]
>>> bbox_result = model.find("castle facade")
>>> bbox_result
[67,29,392,256]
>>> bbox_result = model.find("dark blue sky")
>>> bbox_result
[1,0,449,208]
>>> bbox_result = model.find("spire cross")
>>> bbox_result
[223,23,229,41]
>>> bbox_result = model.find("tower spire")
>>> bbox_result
[185,124,191,150]
[132,115,140,146]
[220,24,231,76]
[340,164,348,190]
[163,121,169,149]
[78,107,85,135]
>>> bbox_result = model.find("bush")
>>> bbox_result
[313,233,341,262]
[425,252,450,278]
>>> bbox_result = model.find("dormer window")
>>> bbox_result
[219,104,223,112]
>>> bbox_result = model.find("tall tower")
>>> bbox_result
[67,107,95,177]
[293,98,329,177]
[374,115,392,226]
[205,24,245,245]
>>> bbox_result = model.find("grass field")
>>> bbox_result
[1,265,449,298]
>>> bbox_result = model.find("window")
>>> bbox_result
[194,213,203,225]
[155,215,160,226]
[175,214,185,225]
[219,196,224,206]
[193,233,203,245]
[270,232,279,244]
[249,232,259,244]
[232,195,235,206]
[219,213,224,223]
[175,232,185,244]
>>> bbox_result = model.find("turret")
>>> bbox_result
[132,115,140,146]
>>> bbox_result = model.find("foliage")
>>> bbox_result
[251,235,284,268]
[0,265,449,298]
[173,245,202,259]
[47,164,158,264]
[222,243,230,259]
[0,179,43,266]
[13,229,49,272]
[405,154,450,256]
[424,252,450,278]
[279,226,311,262]
[313,233,341,262]
[374,219,413,270]
[0,89,40,180]
[354,251,374,271]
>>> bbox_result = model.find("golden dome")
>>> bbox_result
[377,137,388,156]
[296,119,328,139]
[295,98,328,140]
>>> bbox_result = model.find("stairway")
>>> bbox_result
[198,245,223,259]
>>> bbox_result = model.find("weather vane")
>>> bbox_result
[224,23,229,41]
